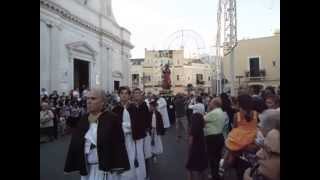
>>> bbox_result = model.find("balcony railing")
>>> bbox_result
[196,79,205,85]
[245,69,266,81]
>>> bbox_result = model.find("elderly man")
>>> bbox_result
[204,97,226,180]
[243,129,280,180]
[242,109,280,180]
[258,110,280,137]
[64,87,130,180]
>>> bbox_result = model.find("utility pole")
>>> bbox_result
[215,0,223,95]
[216,0,238,96]
[227,0,237,96]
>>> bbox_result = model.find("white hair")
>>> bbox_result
[89,87,107,102]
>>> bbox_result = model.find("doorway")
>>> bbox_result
[114,81,120,91]
[74,59,89,90]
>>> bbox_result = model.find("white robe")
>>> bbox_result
[156,97,170,128]
[150,113,163,155]
[109,108,146,180]
[81,123,109,180]
[144,99,150,109]
[143,132,152,159]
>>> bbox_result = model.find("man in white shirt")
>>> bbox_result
[188,96,205,115]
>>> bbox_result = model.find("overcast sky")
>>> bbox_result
[112,0,280,59]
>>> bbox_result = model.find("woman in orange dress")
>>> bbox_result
[224,94,258,167]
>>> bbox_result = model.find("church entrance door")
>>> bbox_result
[74,59,89,90]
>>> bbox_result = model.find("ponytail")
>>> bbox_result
[244,110,253,122]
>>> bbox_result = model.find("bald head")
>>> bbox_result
[208,97,222,111]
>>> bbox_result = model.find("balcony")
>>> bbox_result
[245,69,266,81]
[196,79,205,85]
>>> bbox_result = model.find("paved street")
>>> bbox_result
[40,126,189,180]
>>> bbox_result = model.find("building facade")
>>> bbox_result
[130,49,214,95]
[129,58,144,90]
[222,32,280,94]
[40,0,133,94]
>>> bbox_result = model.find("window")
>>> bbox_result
[132,74,139,85]
[196,74,204,84]
[188,77,190,80]
[273,60,276,67]
[208,76,210,81]
[177,75,179,81]
[144,75,151,82]
[114,81,120,91]
[249,57,260,77]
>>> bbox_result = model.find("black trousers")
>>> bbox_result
[40,127,55,140]
[186,109,193,128]
[206,134,224,180]
[53,117,58,139]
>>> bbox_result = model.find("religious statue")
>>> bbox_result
[162,63,171,89]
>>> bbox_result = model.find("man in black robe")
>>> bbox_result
[133,88,151,179]
[112,86,147,179]
[64,88,130,177]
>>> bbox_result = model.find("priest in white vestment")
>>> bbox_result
[156,96,171,129]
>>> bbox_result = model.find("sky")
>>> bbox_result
[112,0,280,59]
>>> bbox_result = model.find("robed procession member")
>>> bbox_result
[132,88,153,180]
[148,98,165,161]
[186,113,208,180]
[111,86,147,180]
[156,96,171,129]
[64,88,130,180]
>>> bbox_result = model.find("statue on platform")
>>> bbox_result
[162,63,171,90]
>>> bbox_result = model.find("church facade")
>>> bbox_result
[40,0,133,94]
